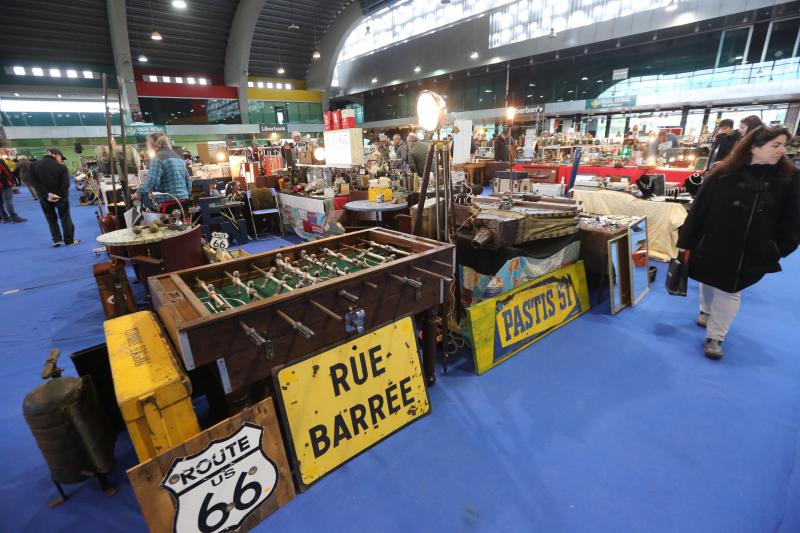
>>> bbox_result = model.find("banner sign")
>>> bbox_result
[128,399,295,533]
[274,316,430,489]
[467,261,590,374]
[125,124,166,137]
[585,96,636,110]
[259,124,288,134]
[612,68,629,80]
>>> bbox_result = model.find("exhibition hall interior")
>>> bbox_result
[2,0,800,531]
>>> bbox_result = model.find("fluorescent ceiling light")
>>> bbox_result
[276,83,283,89]
[83,70,93,78]
[277,66,285,74]
[162,76,171,83]
[57,94,62,98]
[581,76,588,80]
[138,55,148,63]
[151,30,163,41]
[266,82,274,88]
[0,99,119,113]
[187,77,196,84]
[49,68,61,77]
[312,50,321,60]
[470,49,479,59]
[12,66,25,75]
[414,65,421,73]
[32,67,44,76]
[371,77,378,83]
[257,81,264,88]
[199,78,208,85]
[147,75,158,82]
[13,92,20,97]
[285,83,292,90]
[247,81,254,87]
[172,0,187,8]
[174,77,183,83]
[66,69,78,78]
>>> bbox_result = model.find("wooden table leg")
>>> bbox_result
[422,308,437,386]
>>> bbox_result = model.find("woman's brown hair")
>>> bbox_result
[709,126,796,183]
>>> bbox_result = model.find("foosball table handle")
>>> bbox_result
[337,289,360,303]
[239,321,274,359]
[276,309,315,340]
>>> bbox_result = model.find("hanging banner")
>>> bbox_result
[452,119,473,165]
[259,124,288,134]
[585,96,637,110]
[274,316,430,489]
[467,261,590,374]
[124,124,166,137]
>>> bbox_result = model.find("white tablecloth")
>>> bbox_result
[573,189,687,261]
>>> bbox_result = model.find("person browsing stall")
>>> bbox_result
[708,119,740,167]
[676,127,800,359]
[494,130,510,161]
[738,115,763,138]
[405,133,430,175]
[132,132,191,213]
[648,130,680,158]
[29,149,76,245]
[0,158,26,223]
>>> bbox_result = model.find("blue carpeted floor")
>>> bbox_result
[2,185,800,532]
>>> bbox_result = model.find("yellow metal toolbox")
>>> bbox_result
[105,311,200,462]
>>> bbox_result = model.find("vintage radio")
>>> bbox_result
[148,229,454,408]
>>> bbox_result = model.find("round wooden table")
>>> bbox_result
[96,226,188,247]
[344,200,408,225]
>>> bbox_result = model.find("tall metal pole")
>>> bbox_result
[102,73,120,220]
[116,75,130,209]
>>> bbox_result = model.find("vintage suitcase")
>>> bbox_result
[105,311,200,462]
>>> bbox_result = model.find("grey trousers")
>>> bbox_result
[699,283,742,342]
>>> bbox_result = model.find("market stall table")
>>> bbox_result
[96,226,189,247]
[513,163,697,184]
[572,189,687,261]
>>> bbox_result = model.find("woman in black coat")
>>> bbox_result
[677,127,800,359]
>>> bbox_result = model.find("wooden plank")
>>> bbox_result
[127,397,295,533]
[128,456,174,532]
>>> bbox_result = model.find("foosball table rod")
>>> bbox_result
[275,309,315,339]
[322,247,369,269]
[276,253,318,284]
[359,239,412,256]
[224,270,264,301]
[251,264,293,293]
[309,299,343,321]
[195,277,231,310]
[411,265,454,282]
[338,243,395,264]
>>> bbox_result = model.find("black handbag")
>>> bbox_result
[665,250,689,296]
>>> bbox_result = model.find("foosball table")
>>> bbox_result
[148,228,454,410]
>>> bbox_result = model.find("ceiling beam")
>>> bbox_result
[226,0,268,124]
[107,0,140,123]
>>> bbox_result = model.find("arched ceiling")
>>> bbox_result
[0,0,113,67]
[249,0,357,80]
[126,0,238,73]
[0,0,388,84]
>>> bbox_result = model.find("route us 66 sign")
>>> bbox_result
[161,423,277,533]
[209,231,229,251]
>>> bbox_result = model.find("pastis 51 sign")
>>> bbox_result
[274,315,430,489]
[467,261,590,374]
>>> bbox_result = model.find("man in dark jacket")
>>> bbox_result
[708,119,740,167]
[0,159,26,223]
[29,149,78,246]
[494,130,509,161]
[405,133,430,175]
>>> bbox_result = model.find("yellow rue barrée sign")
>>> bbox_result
[274,316,430,488]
